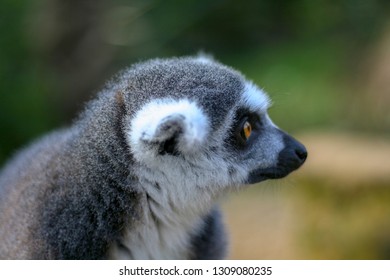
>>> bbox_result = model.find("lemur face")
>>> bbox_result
[226,82,307,185]
[126,56,307,195]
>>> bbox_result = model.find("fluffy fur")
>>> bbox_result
[0,56,307,259]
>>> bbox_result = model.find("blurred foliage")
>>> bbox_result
[298,179,390,259]
[223,176,390,259]
[0,0,55,164]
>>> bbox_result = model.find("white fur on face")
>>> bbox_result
[241,82,271,113]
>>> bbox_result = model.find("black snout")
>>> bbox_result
[296,146,308,162]
[280,132,307,170]
[247,130,307,184]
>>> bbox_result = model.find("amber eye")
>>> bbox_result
[241,121,252,141]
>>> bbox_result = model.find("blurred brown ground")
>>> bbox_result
[222,131,390,259]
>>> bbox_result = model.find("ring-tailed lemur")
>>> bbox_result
[0,55,307,259]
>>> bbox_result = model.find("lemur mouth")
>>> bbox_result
[246,134,307,184]
[247,165,301,184]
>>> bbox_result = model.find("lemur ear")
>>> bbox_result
[195,52,216,64]
[128,99,209,158]
[149,113,187,155]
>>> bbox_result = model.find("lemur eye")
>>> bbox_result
[233,112,261,147]
[240,121,252,141]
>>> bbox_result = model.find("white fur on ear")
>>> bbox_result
[128,99,209,159]
[195,52,215,64]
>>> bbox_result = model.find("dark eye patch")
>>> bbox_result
[230,108,263,148]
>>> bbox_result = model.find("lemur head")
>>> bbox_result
[117,55,307,209]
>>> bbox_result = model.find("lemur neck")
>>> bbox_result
[108,179,213,260]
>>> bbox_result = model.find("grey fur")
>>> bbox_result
[0,56,307,259]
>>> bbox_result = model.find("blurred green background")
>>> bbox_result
[1,0,390,259]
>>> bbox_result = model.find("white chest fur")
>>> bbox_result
[108,192,206,260]
[109,219,200,259]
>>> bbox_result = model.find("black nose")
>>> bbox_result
[279,131,308,170]
[294,141,308,163]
